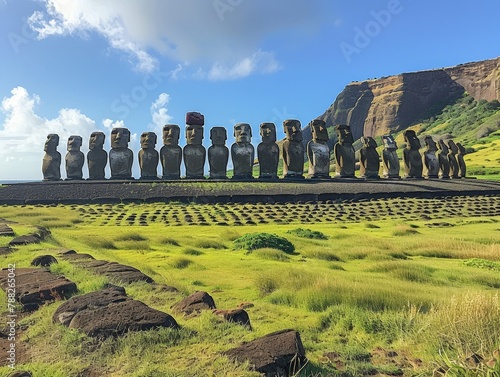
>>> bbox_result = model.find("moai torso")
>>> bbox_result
[307,119,330,178]
[231,123,254,179]
[382,135,400,179]
[65,135,84,180]
[183,124,205,179]
[208,127,229,179]
[109,127,134,179]
[160,124,182,180]
[334,125,355,178]
[138,132,159,179]
[42,134,61,181]
[282,119,304,179]
[359,137,380,179]
[438,140,450,179]
[423,136,439,178]
[87,132,107,180]
[402,130,422,178]
[447,140,460,179]
[257,123,279,179]
[456,143,467,178]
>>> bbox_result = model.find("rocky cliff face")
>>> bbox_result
[315,57,500,141]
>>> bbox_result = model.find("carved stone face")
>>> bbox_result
[89,132,105,150]
[382,135,397,150]
[283,119,303,142]
[110,128,131,149]
[44,134,59,152]
[210,127,227,146]
[336,125,354,145]
[67,135,82,151]
[186,124,203,145]
[404,130,420,150]
[140,132,157,149]
[311,120,328,143]
[447,140,458,154]
[424,136,437,151]
[234,123,252,143]
[362,136,377,149]
[438,140,449,154]
[259,122,276,143]
[162,124,180,146]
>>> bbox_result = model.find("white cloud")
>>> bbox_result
[27,0,323,78]
[149,93,173,134]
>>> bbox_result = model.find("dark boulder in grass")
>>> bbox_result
[53,286,178,337]
[31,255,58,267]
[213,308,251,329]
[172,291,216,316]
[225,329,307,376]
[0,224,14,237]
[233,233,295,254]
[9,234,41,246]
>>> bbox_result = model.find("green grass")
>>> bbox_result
[0,201,499,376]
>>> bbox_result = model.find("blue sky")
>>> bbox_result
[1,0,499,180]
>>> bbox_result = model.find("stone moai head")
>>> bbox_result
[259,122,276,143]
[186,124,204,145]
[457,142,466,155]
[311,119,328,143]
[283,119,303,142]
[110,127,131,149]
[336,125,354,145]
[362,136,377,149]
[210,127,227,146]
[447,140,458,154]
[403,130,420,150]
[382,135,397,150]
[89,132,105,150]
[438,139,449,154]
[140,132,157,149]
[162,124,180,146]
[424,136,437,151]
[67,135,82,151]
[234,123,252,143]
[44,134,59,152]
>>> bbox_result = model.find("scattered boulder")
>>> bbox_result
[172,291,216,315]
[31,255,58,267]
[7,371,32,377]
[0,246,13,255]
[83,260,154,284]
[0,268,77,309]
[0,224,14,237]
[53,286,178,337]
[60,250,95,261]
[224,329,307,376]
[213,308,251,329]
[9,234,41,246]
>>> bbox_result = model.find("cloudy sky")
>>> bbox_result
[1,0,499,180]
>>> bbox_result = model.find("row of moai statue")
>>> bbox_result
[42,113,467,181]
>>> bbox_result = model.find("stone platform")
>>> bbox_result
[0,179,498,205]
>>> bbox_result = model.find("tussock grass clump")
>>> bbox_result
[392,224,420,236]
[370,261,436,283]
[303,249,341,261]
[170,257,193,269]
[81,235,117,250]
[253,248,290,261]
[287,227,328,240]
[193,239,226,249]
[464,258,500,271]
[159,237,180,246]
[233,233,295,254]
[183,247,204,256]
[114,232,148,242]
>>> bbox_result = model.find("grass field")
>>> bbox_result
[0,197,499,376]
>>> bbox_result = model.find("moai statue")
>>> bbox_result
[65,135,84,180]
[447,140,460,179]
[423,135,439,179]
[307,119,331,179]
[160,124,182,180]
[87,131,107,180]
[402,130,423,178]
[138,132,159,180]
[456,142,467,178]
[257,122,279,179]
[208,127,229,179]
[42,134,61,181]
[382,135,400,179]
[359,136,380,179]
[231,123,254,180]
[282,119,305,179]
[334,124,355,178]
[438,140,450,179]
[183,123,205,179]
[109,127,134,180]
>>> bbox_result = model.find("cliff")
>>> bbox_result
[315,57,500,141]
